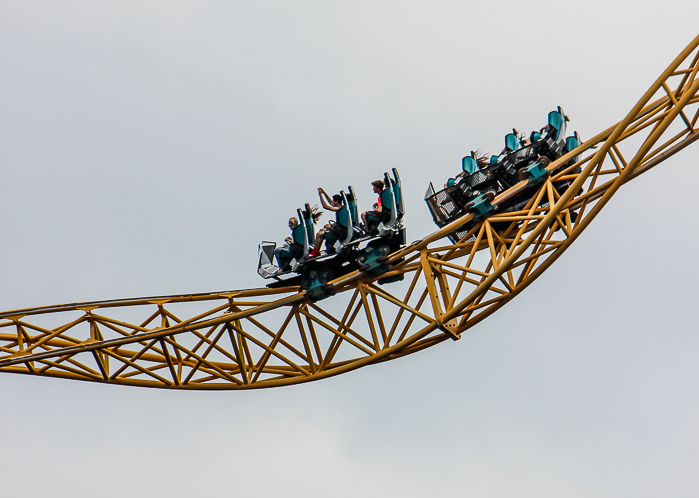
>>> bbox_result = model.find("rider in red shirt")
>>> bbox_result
[361,180,385,234]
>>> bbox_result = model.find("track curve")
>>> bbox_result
[2,35,698,389]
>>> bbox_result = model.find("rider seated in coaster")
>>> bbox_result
[361,180,387,235]
[534,123,554,142]
[519,130,531,147]
[308,189,343,257]
[274,217,303,271]
[533,110,568,142]
[500,129,527,155]
[446,150,491,187]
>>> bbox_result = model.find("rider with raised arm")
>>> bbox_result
[309,188,343,257]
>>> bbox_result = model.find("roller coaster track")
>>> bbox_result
[2,35,698,390]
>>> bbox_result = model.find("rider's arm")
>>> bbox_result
[317,188,333,210]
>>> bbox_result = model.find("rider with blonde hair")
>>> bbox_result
[274,217,303,270]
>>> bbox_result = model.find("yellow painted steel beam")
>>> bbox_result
[1,34,698,389]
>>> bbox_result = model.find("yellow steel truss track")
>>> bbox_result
[2,35,698,390]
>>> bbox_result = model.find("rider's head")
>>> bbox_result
[371,180,384,193]
[332,194,343,206]
[288,217,299,228]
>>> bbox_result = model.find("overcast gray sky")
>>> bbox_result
[2,2,699,497]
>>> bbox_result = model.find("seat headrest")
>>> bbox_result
[505,133,520,152]
[462,156,479,174]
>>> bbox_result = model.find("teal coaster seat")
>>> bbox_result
[563,131,583,169]
[326,204,347,240]
[347,186,364,241]
[462,155,479,174]
[391,168,404,218]
[326,191,355,252]
[372,172,398,231]
[292,223,306,245]
[323,203,349,244]
[548,110,564,141]
[504,133,521,152]
[336,191,354,247]
[304,215,314,244]
[565,135,581,153]
[295,208,310,257]
[379,186,394,223]
[336,204,350,229]
[347,189,359,227]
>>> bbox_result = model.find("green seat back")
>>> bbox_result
[347,187,359,226]
[292,224,306,246]
[565,135,580,153]
[548,110,564,141]
[348,200,358,226]
[505,133,520,152]
[462,156,478,174]
[392,179,402,211]
[336,205,350,228]
[304,217,314,243]
[490,155,498,165]
[380,187,394,214]
[391,168,404,216]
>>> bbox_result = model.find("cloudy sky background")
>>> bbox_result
[2,2,699,496]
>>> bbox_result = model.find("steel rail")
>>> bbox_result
[1,34,697,389]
